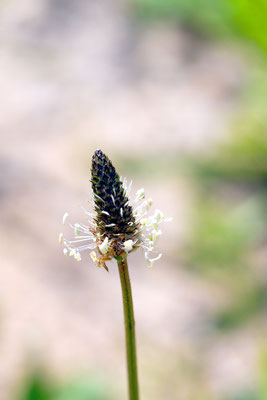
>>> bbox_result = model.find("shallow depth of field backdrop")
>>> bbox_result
[1,1,267,400]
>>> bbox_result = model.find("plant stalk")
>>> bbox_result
[117,255,139,400]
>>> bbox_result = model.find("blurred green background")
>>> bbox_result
[1,0,267,399]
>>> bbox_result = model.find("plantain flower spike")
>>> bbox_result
[60,149,171,270]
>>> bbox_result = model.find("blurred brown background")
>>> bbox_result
[1,1,267,399]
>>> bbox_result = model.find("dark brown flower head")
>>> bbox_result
[91,149,138,239]
[60,149,170,270]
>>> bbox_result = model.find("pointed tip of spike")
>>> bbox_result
[93,149,104,159]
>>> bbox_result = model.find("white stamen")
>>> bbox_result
[59,233,63,244]
[135,188,145,202]
[74,252,81,261]
[99,237,109,255]
[124,240,134,253]
[145,252,162,267]
[90,251,98,263]
[62,212,69,224]
[67,238,95,244]
[164,217,173,222]
[101,210,110,216]
[74,224,80,236]
[140,218,147,226]
[60,180,171,267]
[74,243,96,251]
[126,180,133,196]
[154,209,164,222]
[94,193,104,202]
[152,229,162,240]
[81,207,95,217]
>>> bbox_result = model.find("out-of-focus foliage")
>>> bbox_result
[226,0,267,55]
[15,368,110,400]
[54,377,110,400]
[133,0,229,34]
[231,348,267,400]
[187,122,267,267]
[117,152,183,179]
[226,393,259,400]
[191,121,267,184]
[133,0,267,56]
[187,198,263,271]
[185,118,267,328]
[215,285,267,331]
[259,347,267,400]
[15,370,53,400]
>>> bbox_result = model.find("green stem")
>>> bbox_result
[117,255,139,400]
